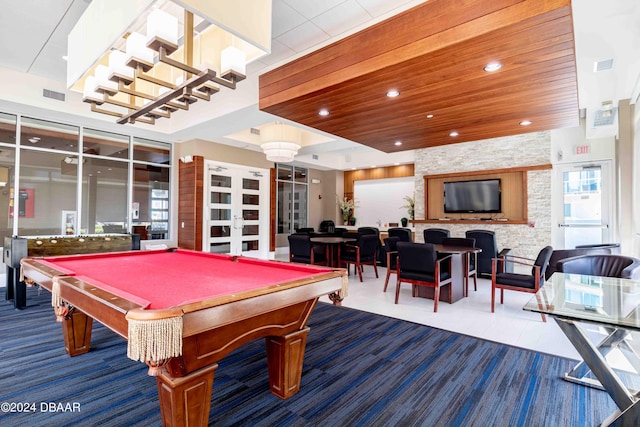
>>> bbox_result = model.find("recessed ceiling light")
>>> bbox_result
[449,131,459,137]
[483,62,502,72]
[318,108,329,116]
[28,137,40,143]
[394,162,400,166]
[520,120,532,126]
[426,114,434,119]
[351,167,356,170]
[386,89,400,98]
[62,55,68,61]
[371,165,376,168]
[394,141,402,146]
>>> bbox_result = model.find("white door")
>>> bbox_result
[205,162,269,258]
[555,161,613,248]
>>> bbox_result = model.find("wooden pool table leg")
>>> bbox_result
[265,327,310,399]
[156,364,218,427]
[61,309,93,356]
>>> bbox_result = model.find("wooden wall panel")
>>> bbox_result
[343,164,414,198]
[178,156,204,250]
[420,165,550,224]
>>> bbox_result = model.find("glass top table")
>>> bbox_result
[523,272,640,330]
[524,273,640,426]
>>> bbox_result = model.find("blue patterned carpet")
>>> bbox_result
[0,287,617,426]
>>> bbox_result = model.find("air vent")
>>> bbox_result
[43,89,65,102]
[250,128,260,135]
[593,108,617,127]
[312,154,319,160]
[593,59,614,72]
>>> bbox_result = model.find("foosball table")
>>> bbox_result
[4,234,140,309]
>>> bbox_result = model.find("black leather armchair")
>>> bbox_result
[465,230,512,278]
[383,236,400,291]
[395,242,452,312]
[340,234,379,282]
[557,254,640,280]
[288,234,328,265]
[491,246,553,322]
[319,220,335,233]
[388,227,413,242]
[358,227,385,265]
[423,228,450,244]
[546,247,614,280]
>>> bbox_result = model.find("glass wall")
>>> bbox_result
[0,112,172,239]
[0,113,16,243]
[276,164,308,234]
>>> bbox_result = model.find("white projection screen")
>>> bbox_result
[353,177,414,226]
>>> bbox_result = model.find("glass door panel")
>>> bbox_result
[556,162,612,248]
[205,165,268,257]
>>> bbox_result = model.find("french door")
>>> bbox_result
[204,162,269,258]
[555,161,613,248]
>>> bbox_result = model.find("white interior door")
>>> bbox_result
[205,163,269,258]
[555,161,613,248]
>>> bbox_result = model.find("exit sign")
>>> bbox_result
[575,145,590,155]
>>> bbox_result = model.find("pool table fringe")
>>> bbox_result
[126,315,183,369]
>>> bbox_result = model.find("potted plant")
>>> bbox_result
[400,195,415,226]
[349,217,357,226]
[336,196,356,225]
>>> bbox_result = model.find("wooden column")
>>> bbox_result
[178,156,204,250]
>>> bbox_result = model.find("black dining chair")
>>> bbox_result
[442,237,477,296]
[491,246,553,322]
[288,234,328,266]
[383,237,400,292]
[395,242,452,312]
[388,227,413,242]
[465,230,512,278]
[423,228,450,244]
[340,234,379,282]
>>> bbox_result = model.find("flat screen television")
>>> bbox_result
[443,179,501,213]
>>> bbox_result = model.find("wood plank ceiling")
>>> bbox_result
[259,0,578,152]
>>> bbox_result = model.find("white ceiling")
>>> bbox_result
[0,0,639,169]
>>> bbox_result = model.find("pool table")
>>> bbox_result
[21,249,347,427]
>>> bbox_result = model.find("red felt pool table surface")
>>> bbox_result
[31,249,335,310]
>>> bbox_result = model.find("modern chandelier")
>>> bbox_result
[67,0,271,125]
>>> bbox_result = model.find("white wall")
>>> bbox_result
[353,177,414,226]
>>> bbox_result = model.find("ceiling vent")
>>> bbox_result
[43,89,65,102]
[593,59,614,72]
[312,154,319,160]
[250,128,260,135]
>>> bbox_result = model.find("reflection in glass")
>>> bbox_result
[211,175,232,187]
[211,192,231,204]
[243,225,259,236]
[243,194,259,205]
[211,209,231,220]
[0,112,16,145]
[243,210,259,220]
[84,128,129,159]
[210,226,231,238]
[294,167,307,183]
[277,164,293,181]
[21,117,79,152]
[133,137,170,164]
[243,241,259,251]
[210,242,231,254]
[18,150,77,236]
[243,178,259,190]
[82,158,128,234]
[133,165,170,240]
[277,181,292,234]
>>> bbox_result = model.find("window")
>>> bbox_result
[276,164,308,234]
[0,112,172,240]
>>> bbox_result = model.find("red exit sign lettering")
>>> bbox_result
[575,145,589,155]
